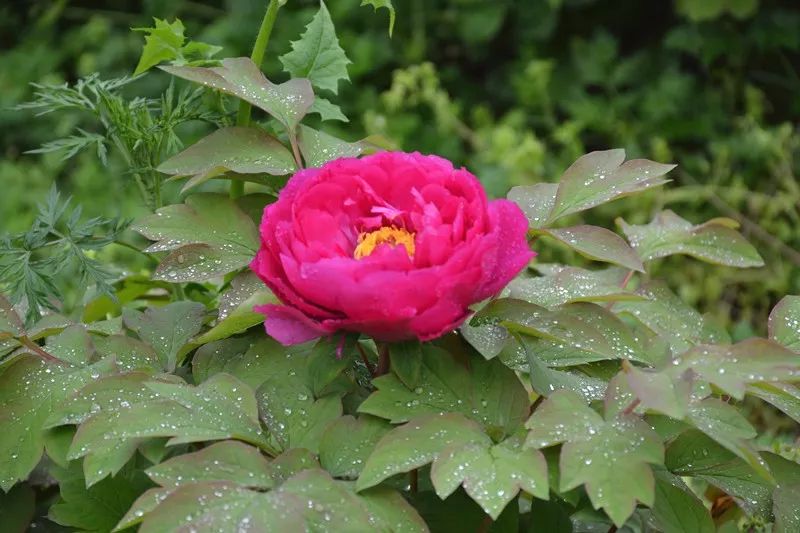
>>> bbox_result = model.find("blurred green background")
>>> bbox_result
[2,0,798,335]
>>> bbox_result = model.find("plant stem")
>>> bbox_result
[376,344,391,376]
[231,0,282,199]
[19,337,65,365]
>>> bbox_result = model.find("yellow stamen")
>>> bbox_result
[354,226,415,259]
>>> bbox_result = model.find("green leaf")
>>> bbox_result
[673,338,800,399]
[93,335,162,372]
[298,125,370,168]
[430,435,548,519]
[528,498,574,532]
[357,413,490,491]
[748,382,800,423]
[122,301,205,370]
[538,225,644,272]
[191,335,313,389]
[156,127,296,192]
[548,150,675,223]
[146,440,274,489]
[132,193,260,283]
[0,484,34,532]
[476,299,649,366]
[359,346,529,437]
[309,96,349,122]
[45,325,94,365]
[525,390,664,527]
[48,461,152,533]
[361,0,396,36]
[508,182,558,229]
[773,484,800,533]
[651,470,714,533]
[389,340,423,389]
[0,295,24,339]
[358,486,429,532]
[133,18,222,75]
[256,374,342,453]
[28,312,72,340]
[279,1,351,94]
[769,295,800,351]
[69,374,270,458]
[508,266,643,309]
[0,356,114,490]
[618,211,764,267]
[319,415,391,479]
[193,288,276,345]
[162,57,314,131]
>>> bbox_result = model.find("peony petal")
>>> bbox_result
[254,304,331,345]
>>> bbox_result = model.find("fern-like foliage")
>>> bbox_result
[0,186,127,323]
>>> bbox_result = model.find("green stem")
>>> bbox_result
[231,0,282,199]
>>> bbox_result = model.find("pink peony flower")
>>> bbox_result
[250,151,534,345]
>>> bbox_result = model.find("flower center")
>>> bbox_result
[354,226,415,259]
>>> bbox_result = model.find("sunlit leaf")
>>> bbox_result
[618,210,764,267]
[279,1,351,94]
[548,150,675,222]
[156,126,296,192]
[162,57,313,131]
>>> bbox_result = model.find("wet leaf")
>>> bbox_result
[45,325,94,365]
[93,335,162,372]
[525,390,664,527]
[123,301,205,370]
[279,1,351,94]
[651,470,714,533]
[769,295,800,352]
[309,96,348,122]
[538,225,644,272]
[507,182,558,230]
[773,483,800,533]
[162,57,314,131]
[359,345,529,437]
[672,338,800,399]
[146,440,274,489]
[548,149,674,222]
[357,413,490,491]
[298,125,369,168]
[430,435,548,519]
[69,374,270,459]
[194,287,276,345]
[318,415,391,479]
[389,340,423,389]
[132,193,259,283]
[508,266,643,308]
[48,462,152,533]
[0,356,114,490]
[618,210,764,267]
[156,126,296,192]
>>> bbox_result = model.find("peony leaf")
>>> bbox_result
[309,96,348,122]
[548,149,675,222]
[0,356,115,490]
[773,483,800,533]
[525,390,664,527]
[507,182,558,230]
[279,1,351,94]
[298,125,373,168]
[672,338,800,400]
[122,301,206,370]
[748,382,800,423]
[389,340,423,389]
[430,435,548,519]
[651,470,714,533]
[538,224,644,272]
[357,413,490,491]
[769,295,800,352]
[358,345,529,437]
[193,287,276,346]
[156,126,296,192]
[618,210,764,267]
[318,415,391,479]
[48,462,151,532]
[45,325,95,365]
[68,373,271,458]
[132,193,259,283]
[162,57,313,131]
[0,484,35,532]
[361,0,396,36]
[508,266,644,308]
[145,440,275,489]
